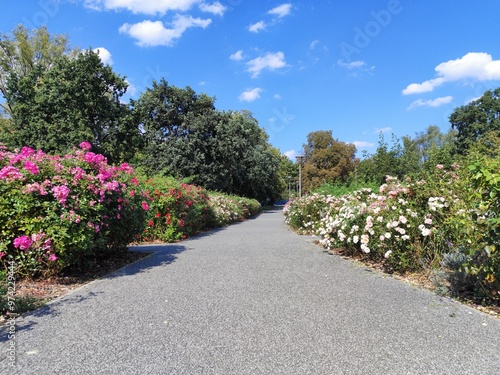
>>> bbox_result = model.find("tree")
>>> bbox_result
[0,116,12,139]
[357,133,401,184]
[449,88,500,154]
[4,49,140,163]
[0,25,74,116]
[302,130,358,192]
[134,80,282,201]
[398,126,457,174]
[133,79,219,178]
[277,154,298,199]
[357,127,458,184]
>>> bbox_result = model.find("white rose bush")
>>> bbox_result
[284,163,500,302]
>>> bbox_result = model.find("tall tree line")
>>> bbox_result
[0,25,286,202]
[299,86,500,192]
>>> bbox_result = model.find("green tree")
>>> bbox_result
[277,154,298,199]
[0,116,11,139]
[449,88,500,154]
[134,80,282,201]
[4,49,140,163]
[0,25,75,116]
[399,126,457,175]
[466,130,500,159]
[213,110,278,200]
[302,130,358,192]
[398,135,421,177]
[357,133,401,184]
[133,79,220,178]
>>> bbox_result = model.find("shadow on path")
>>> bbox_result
[0,217,265,342]
[0,243,188,341]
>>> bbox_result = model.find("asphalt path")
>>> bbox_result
[1,209,499,374]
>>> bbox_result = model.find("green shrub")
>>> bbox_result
[0,143,262,279]
[284,162,500,303]
[0,143,147,277]
[453,158,500,300]
[138,175,217,242]
[208,193,261,226]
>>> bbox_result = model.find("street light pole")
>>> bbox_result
[296,155,304,198]
[287,175,291,200]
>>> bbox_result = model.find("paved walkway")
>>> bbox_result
[1,210,500,374]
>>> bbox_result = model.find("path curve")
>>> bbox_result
[1,210,499,374]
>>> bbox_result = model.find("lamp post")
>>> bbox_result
[287,175,291,200]
[296,155,304,198]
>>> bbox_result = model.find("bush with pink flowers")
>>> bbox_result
[137,175,217,243]
[137,176,261,243]
[0,142,147,276]
[0,143,262,278]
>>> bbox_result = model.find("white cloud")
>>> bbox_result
[238,88,262,102]
[246,51,287,78]
[407,96,453,110]
[247,3,291,34]
[248,21,266,33]
[337,59,366,69]
[402,79,445,95]
[199,1,226,15]
[93,47,113,65]
[87,0,198,15]
[85,0,224,15]
[352,141,374,148]
[119,15,211,47]
[309,39,319,50]
[83,0,102,11]
[337,59,375,74]
[283,150,296,160]
[273,94,282,100]
[374,127,392,134]
[229,50,243,61]
[125,79,137,96]
[268,3,292,18]
[465,96,481,104]
[403,52,500,95]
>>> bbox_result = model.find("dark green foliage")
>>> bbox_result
[4,49,140,164]
[357,127,457,184]
[356,133,402,184]
[133,80,282,202]
[278,154,298,199]
[450,88,500,154]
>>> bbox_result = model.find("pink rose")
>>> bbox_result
[13,235,33,251]
[24,161,39,175]
[80,141,92,150]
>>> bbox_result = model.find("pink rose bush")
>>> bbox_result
[137,176,260,243]
[0,142,261,277]
[0,143,147,276]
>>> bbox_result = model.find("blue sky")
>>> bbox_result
[2,1,500,160]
